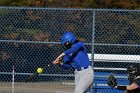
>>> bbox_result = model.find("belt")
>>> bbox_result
[75,66,89,71]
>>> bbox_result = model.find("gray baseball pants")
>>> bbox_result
[74,66,94,93]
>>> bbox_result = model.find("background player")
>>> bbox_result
[52,32,94,93]
[108,65,140,93]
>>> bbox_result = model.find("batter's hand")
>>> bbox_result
[52,53,64,65]
[52,58,61,65]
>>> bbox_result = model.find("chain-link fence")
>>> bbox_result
[0,7,140,93]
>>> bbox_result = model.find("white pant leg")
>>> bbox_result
[74,66,94,93]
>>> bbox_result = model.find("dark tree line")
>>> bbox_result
[0,0,140,9]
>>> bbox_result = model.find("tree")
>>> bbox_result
[0,0,139,9]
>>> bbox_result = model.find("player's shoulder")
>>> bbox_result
[73,41,84,47]
[75,41,84,45]
[134,76,140,86]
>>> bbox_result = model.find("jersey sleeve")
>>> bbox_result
[61,64,71,70]
[61,55,71,70]
[64,42,83,55]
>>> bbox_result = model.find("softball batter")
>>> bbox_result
[53,32,94,93]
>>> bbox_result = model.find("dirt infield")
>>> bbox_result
[0,81,75,93]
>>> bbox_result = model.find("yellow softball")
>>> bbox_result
[37,68,43,74]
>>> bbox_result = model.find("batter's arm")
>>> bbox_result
[64,42,83,55]
[61,63,71,70]
[52,57,63,65]
[56,53,65,60]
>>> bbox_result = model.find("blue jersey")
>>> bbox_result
[61,41,90,70]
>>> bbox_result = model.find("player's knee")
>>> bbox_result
[74,89,85,93]
[74,91,84,93]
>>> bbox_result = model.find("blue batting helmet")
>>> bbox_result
[61,32,76,45]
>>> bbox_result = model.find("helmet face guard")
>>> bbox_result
[64,41,72,49]
[127,65,138,82]
[127,70,136,82]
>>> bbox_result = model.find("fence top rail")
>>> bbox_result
[0,6,139,12]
